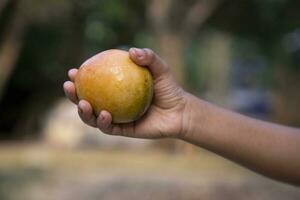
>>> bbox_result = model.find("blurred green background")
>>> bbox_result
[0,0,299,199]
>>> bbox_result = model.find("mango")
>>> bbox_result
[75,49,153,123]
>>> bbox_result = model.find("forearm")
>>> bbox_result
[181,94,300,185]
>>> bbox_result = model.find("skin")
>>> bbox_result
[64,48,300,186]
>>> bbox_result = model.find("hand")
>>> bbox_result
[63,48,189,139]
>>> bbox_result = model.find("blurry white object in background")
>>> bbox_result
[42,98,153,150]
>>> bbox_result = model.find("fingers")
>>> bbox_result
[129,48,169,78]
[68,68,78,82]
[97,110,114,133]
[63,68,79,104]
[78,100,97,127]
[96,111,135,137]
[65,68,98,128]
[63,81,79,104]
[96,111,125,135]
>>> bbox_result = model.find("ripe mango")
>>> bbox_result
[75,49,153,123]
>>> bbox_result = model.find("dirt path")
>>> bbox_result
[0,144,299,200]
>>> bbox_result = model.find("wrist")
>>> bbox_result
[178,93,210,141]
[177,92,193,139]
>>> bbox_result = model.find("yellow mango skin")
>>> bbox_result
[75,49,153,123]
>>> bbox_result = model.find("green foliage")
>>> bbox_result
[1,0,300,138]
[0,0,149,137]
[85,0,146,53]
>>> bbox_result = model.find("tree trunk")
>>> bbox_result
[0,1,26,101]
[202,32,232,107]
[157,33,185,84]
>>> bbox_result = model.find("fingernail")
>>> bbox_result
[100,114,105,121]
[133,48,144,59]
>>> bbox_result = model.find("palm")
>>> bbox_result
[118,74,186,138]
[125,107,171,138]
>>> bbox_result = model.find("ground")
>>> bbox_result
[0,143,299,200]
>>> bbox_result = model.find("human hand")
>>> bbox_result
[63,48,189,139]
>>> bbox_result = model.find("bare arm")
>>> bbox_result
[182,94,300,185]
[64,47,300,186]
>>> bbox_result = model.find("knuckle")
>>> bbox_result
[88,119,97,128]
[122,131,131,137]
[119,125,133,137]
[112,126,122,136]
[99,127,109,134]
[143,48,153,54]
[97,121,112,135]
[144,48,155,60]
[79,114,89,125]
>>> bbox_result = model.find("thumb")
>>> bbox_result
[129,48,169,78]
